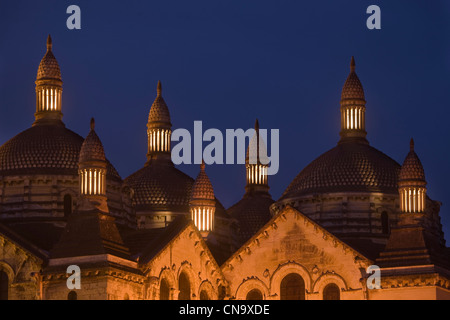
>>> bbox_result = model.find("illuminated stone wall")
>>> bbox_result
[0,175,135,227]
[272,192,399,246]
[143,223,227,300]
[0,234,42,300]
[221,206,372,300]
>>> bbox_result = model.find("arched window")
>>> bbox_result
[218,285,226,300]
[246,289,263,300]
[68,291,77,300]
[64,194,72,217]
[0,271,8,300]
[381,212,389,234]
[280,273,305,300]
[123,293,130,300]
[178,272,191,300]
[200,290,209,300]
[323,283,340,300]
[160,278,170,300]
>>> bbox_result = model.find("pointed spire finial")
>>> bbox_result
[157,80,162,97]
[47,34,52,51]
[90,118,95,131]
[350,56,355,72]
[410,138,414,152]
[200,159,206,171]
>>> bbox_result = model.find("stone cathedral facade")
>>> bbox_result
[0,36,450,300]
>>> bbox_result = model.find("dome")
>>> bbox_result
[399,139,426,183]
[125,163,228,215]
[228,195,274,243]
[79,119,106,163]
[341,57,365,101]
[148,81,171,125]
[0,124,120,180]
[125,163,194,211]
[281,142,401,200]
[37,35,61,81]
[190,163,214,201]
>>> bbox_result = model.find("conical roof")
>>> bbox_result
[190,162,215,201]
[49,208,130,260]
[148,81,171,125]
[246,119,269,165]
[36,35,61,81]
[79,118,106,163]
[399,139,426,183]
[341,56,365,101]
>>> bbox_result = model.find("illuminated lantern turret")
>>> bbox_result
[245,119,269,195]
[190,162,215,238]
[147,81,172,162]
[398,139,427,213]
[34,35,63,124]
[339,56,367,143]
[376,139,446,268]
[79,118,108,212]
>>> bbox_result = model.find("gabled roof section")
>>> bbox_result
[221,205,373,270]
[0,221,48,261]
[138,215,191,264]
[50,208,131,260]
[138,215,223,276]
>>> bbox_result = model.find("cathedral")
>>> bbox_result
[0,35,449,300]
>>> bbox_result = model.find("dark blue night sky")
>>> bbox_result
[1,1,450,237]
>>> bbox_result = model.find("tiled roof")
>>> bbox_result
[125,161,229,216]
[148,81,171,125]
[341,57,365,101]
[281,142,401,199]
[0,124,121,180]
[191,163,215,201]
[125,162,194,211]
[227,194,274,245]
[50,209,131,260]
[79,120,106,163]
[37,35,61,81]
[399,139,426,182]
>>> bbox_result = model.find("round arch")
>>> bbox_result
[198,280,217,300]
[177,262,199,300]
[0,261,15,283]
[235,278,269,300]
[269,262,312,298]
[157,268,177,300]
[312,273,348,294]
[323,283,341,300]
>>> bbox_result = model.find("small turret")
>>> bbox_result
[398,139,427,213]
[189,161,215,238]
[339,56,367,143]
[34,35,64,124]
[78,118,108,212]
[245,119,269,195]
[146,81,172,163]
